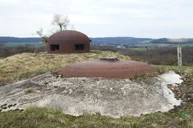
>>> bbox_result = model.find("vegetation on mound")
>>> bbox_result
[25,88,36,94]
[0,50,130,83]
[157,65,193,104]
[0,65,193,127]
[0,105,193,128]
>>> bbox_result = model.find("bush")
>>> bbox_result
[0,45,45,57]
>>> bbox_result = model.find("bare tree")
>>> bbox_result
[36,27,43,37]
[36,28,48,43]
[36,28,48,51]
[52,14,70,31]
[35,14,73,51]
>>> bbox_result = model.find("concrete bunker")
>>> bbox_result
[56,57,158,78]
[47,30,91,54]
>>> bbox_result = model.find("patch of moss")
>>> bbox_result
[25,88,36,93]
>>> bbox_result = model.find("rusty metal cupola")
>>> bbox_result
[47,30,91,54]
[56,57,158,78]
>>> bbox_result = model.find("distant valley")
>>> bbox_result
[0,36,193,48]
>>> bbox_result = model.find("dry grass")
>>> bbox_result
[0,50,130,82]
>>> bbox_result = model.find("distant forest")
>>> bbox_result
[0,37,152,44]
[0,37,40,43]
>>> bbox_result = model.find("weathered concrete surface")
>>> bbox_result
[0,71,182,118]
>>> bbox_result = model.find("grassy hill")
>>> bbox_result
[0,51,130,83]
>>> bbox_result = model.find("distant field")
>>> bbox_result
[137,43,193,47]
[172,43,193,47]
[128,48,147,51]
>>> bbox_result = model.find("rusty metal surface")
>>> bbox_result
[56,60,158,78]
[48,30,90,53]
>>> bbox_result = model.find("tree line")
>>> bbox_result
[91,45,193,66]
[0,44,192,66]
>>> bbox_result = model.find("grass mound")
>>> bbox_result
[0,50,130,82]
[1,51,193,127]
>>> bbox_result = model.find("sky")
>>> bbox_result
[0,0,193,38]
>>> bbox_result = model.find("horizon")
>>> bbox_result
[0,36,193,39]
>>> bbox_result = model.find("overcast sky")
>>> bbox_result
[0,0,193,38]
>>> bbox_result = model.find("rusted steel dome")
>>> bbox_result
[56,58,158,78]
[47,30,91,53]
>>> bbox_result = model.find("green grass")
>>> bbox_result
[155,65,193,75]
[0,105,193,128]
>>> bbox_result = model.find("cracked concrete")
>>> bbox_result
[0,71,182,118]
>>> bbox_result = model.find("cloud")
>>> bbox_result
[0,0,193,38]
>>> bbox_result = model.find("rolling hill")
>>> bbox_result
[150,38,193,44]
